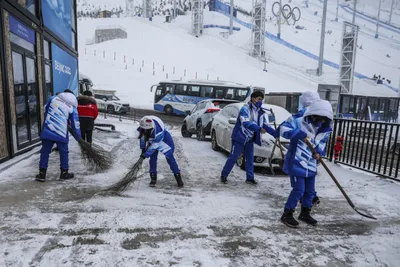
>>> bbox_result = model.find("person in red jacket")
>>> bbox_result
[77,90,98,143]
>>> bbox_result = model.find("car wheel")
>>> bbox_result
[181,123,192,138]
[164,105,173,115]
[107,105,115,113]
[211,131,219,151]
[196,122,205,141]
[236,154,245,170]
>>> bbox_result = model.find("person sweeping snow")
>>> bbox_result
[35,89,81,182]
[138,116,184,188]
[279,100,333,228]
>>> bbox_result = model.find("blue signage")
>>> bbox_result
[42,0,72,46]
[52,43,78,95]
[8,15,35,44]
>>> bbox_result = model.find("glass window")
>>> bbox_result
[225,88,235,100]
[165,84,175,94]
[197,102,207,110]
[341,96,350,113]
[71,31,76,50]
[215,88,225,99]
[235,88,250,101]
[71,0,76,31]
[200,86,214,98]
[26,0,36,16]
[175,85,187,95]
[44,40,50,60]
[10,32,34,52]
[188,86,200,96]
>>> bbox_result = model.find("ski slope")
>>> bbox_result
[77,0,399,110]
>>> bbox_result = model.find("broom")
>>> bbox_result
[100,157,145,194]
[68,127,113,171]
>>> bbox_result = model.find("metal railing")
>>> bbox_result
[326,118,400,181]
[98,107,137,122]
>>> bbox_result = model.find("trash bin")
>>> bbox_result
[166,15,171,22]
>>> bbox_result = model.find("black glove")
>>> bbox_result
[141,149,146,154]
[140,153,146,159]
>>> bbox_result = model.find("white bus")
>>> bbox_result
[150,80,265,115]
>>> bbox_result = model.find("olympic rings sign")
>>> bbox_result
[272,2,301,26]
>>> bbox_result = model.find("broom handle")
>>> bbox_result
[304,139,356,208]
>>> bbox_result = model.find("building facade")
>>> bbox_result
[0,0,79,163]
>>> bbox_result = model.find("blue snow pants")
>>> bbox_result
[39,139,69,170]
[285,175,316,209]
[221,140,255,180]
[149,150,180,175]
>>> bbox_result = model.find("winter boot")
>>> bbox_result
[281,208,299,228]
[174,173,184,188]
[312,196,320,205]
[220,176,227,184]
[60,169,74,180]
[245,179,258,185]
[298,207,318,226]
[35,168,47,182]
[150,173,157,187]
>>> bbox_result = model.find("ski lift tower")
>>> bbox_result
[339,22,359,94]
[191,0,204,37]
[142,0,152,18]
[250,0,266,58]
[125,0,134,17]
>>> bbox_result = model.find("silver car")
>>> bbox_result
[210,103,291,171]
[181,99,239,140]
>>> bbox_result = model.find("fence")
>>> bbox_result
[99,108,137,122]
[326,118,400,181]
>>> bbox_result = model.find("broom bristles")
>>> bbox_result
[101,157,144,194]
[78,139,113,171]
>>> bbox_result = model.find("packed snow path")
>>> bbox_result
[0,118,399,267]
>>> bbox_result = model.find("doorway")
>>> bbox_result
[11,48,40,149]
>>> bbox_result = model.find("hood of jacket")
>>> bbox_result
[58,92,78,107]
[300,91,320,108]
[303,99,333,121]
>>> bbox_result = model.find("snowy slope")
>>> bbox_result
[77,0,399,110]
[0,118,399,266]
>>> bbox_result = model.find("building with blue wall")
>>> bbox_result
[0,0,79,163]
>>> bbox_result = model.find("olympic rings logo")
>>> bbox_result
[272,2,301,26]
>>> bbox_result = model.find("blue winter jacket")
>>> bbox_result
[279,101,333,177]
[40,92,81,143]
[231,103,276,146]
[138,116,175,158]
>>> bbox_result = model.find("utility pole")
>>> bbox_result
[335,0,339,22]
[375,0,382,38]
[352,0,357,25]
[229,0,234,35]
[389,0,395,25]
[277,0,282,39]
[317,0,328,76]
[173,0,177,19]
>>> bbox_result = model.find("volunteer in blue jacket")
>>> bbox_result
[295,91,322,206]
[279,100,333,228]
[35,89,82,182]
[138,116,184,188]
[220,91,277,185]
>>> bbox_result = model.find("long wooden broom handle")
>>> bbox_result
[304,139,356,208]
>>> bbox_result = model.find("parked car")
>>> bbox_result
[210,102,292,171]
[181,99,239,140]
[94,92,130,114]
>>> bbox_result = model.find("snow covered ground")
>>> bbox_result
[0,117,399,266]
